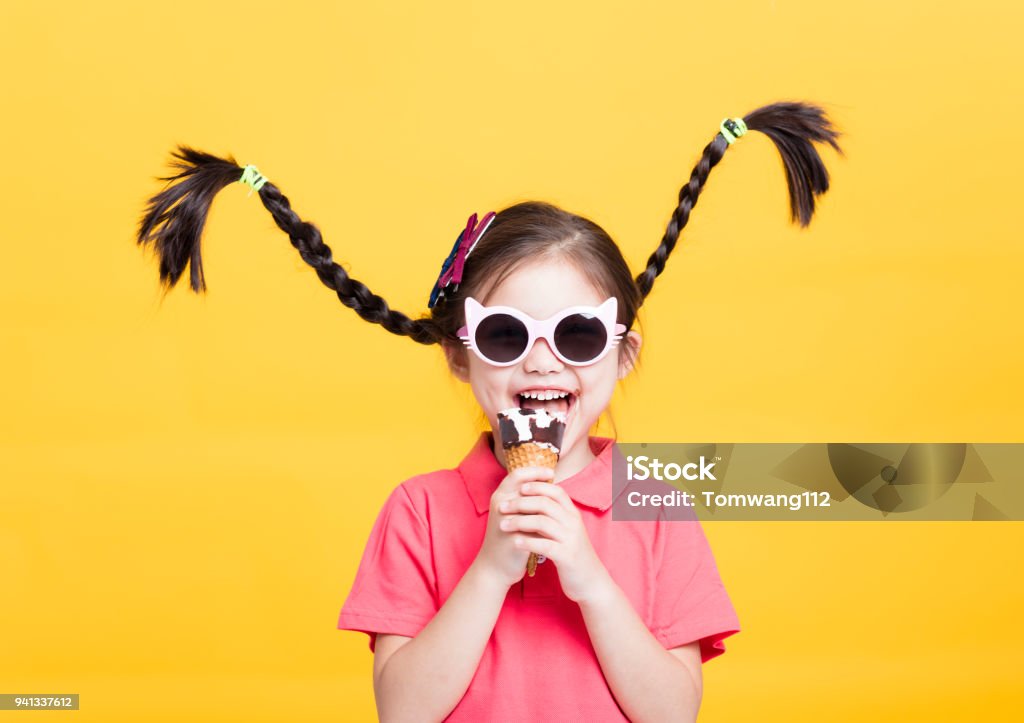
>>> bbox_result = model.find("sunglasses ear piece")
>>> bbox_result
[598,297,623,334]
[464,296,484,319]
[599,297,621,328]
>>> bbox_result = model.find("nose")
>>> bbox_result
[522,337,564,373]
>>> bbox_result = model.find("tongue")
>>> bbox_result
[521,396,569,416]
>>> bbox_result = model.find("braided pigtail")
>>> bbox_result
[635,100,844,300]
[135,145,443,345]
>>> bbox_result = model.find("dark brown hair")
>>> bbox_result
[137,100,842,376]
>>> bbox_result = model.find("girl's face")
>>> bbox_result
[446,258,642,468]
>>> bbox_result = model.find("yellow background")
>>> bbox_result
[2,0,1022,720]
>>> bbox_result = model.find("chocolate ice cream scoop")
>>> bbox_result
[496,407,567,454]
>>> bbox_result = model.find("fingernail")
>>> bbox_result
[500,500,509,511]
[522,483,531,492]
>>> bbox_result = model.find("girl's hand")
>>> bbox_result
[499,481,613,605]
[473,466,555,588]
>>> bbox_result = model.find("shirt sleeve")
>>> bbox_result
[337,483,438,653]
[649,515,741,663]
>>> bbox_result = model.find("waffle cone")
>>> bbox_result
[505,442,560,471]
[504,442,560,577]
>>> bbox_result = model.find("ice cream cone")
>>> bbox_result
[503,441,560,576]
[495,407,567,578]
[505,442,560,471]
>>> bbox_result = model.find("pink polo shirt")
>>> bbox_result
[338,433,740,721]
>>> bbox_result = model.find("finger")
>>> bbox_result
[499,495,571,527]
[513,534,556,560]
[500,513,565,542]
[513,466,557,483]
[491,467,554,510]
[496,466,554,494]
[520,481,579,516]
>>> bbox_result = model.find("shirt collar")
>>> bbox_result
[458,431,624,515]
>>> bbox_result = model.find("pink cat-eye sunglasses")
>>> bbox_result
[457,297,628,367]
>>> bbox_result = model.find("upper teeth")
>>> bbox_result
[520,390,569,400]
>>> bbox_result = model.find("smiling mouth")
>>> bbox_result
[515,390,577,423]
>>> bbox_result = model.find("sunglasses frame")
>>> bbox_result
[456,297,629,367]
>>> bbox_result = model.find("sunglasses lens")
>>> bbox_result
[554,313,608,363]
[476,313,529,363]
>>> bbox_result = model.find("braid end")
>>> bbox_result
[743,101,844,227]
[135,145,245,293]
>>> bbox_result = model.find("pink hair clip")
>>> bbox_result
[428,211,496,308]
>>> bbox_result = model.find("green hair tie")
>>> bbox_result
[239,164,269,197]
[719,117,748,145]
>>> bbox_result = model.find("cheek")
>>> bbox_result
[585,358,621,390]
[468,364,512,403]
[577,364,619,407]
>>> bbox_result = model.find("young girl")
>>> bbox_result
[136,100,842,721]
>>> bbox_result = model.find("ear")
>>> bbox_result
[444,342,471,383]
[617,331,642,380]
